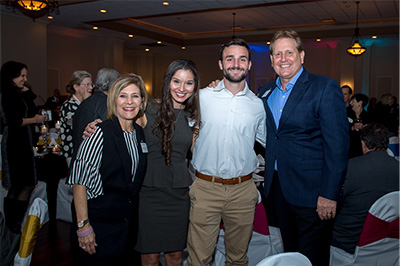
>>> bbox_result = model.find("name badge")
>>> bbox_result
[141,142,149,153]
[188,118,195,127]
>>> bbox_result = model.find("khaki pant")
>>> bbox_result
[186,177,259,266]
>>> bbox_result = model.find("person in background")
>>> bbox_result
[348,93,371,158]
[341,85,353,109]
[332,123,399,254]
[45,88,63,123]
[0,61,46,234]
[45,88,62,110]
[135,59,200,266]
[68,73,148,265]
[258,30,349,266]
[72,68,120,161]
[186,39,266,266]
[60,70,92,165]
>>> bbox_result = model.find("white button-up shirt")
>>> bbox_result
[192,80,266,179]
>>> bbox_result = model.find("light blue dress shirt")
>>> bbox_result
[267,67,304,129]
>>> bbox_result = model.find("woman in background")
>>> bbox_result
[60,70,92,165]
[0,61,46,233]
[68,73,148,265]
[135,59,200,266]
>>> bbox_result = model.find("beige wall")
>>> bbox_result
[1,13,398,105]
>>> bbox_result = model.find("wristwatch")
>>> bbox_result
[77,218,89,228]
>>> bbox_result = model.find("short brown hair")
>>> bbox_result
[270,30,304,55]
[107,73,148,120]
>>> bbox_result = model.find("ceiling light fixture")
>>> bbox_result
[232,13,236,39]
[372,35,377,39]
[100,9,106,13]
[5,0,60,21]
[347,1,366,56]
[163,2,169,6]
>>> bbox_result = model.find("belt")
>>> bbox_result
[195,172,252,185]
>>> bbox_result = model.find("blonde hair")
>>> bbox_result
[107,73,148,120]
[270,30,304,55]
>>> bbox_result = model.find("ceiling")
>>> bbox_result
[1,0,399,53]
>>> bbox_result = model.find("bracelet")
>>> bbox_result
[76,226,93,238]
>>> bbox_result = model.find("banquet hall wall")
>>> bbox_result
[1,14,398,106]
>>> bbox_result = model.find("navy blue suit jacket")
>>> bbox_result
[259,69,349,208]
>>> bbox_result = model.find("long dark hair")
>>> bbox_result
[0,61,27,92]
[153,59,200,165]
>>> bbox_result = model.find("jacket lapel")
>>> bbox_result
[277,70,310,132]
[260,84,278,132]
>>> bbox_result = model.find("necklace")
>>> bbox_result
[174,109,183,124]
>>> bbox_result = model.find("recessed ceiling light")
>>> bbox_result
[100,9,106,13]
[316,39,321,42]
[266,42,271,45]
[145,48,150,52]
[157,41,162,44]
[93,26,98,30]
[129,35,133,38]
[163,2,169,6]
[48,16,53,19]
[182,47,186,50]
[372,35,377,39]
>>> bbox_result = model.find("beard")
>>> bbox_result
[222,67,248,83]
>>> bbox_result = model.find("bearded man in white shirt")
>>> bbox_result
[186,39,266,266]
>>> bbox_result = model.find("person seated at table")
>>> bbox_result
[72,68,120,162]
[67,73,148,265]
[348,93,371,158]
[0,61,46,234]
[332,123,399,254]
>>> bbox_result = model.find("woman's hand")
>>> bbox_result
[352,122,363,131]
[34,114,47,124]
[208,79,221,88]
[83,119,102,139]
[77,224,97,255]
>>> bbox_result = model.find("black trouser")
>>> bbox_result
[268,171,333,266]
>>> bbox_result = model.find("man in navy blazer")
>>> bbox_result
[258,30,349,266]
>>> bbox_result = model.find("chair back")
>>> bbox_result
[354,191,399,265]
[255,252,312,266]
[14,198,48,266]
[330,191,400,266]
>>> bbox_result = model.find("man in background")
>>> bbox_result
[332,123,399,254]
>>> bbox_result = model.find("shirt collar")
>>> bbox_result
[212,79,254,99]
[275,66,304,92]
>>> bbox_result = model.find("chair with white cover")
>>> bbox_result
[212,202,280,266]
[330,191,400,266]
[255,252,312,266]
[14,198,48,266]
[56,177,73,222]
